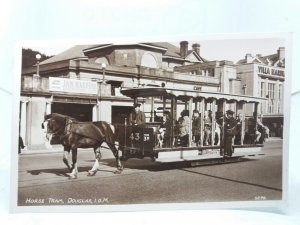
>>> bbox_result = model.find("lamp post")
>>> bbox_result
[35,53,41,76]
[101,62,106,83]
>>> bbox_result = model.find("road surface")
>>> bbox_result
[17,139,283,206]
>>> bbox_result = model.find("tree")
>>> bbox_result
[22,48,52,69]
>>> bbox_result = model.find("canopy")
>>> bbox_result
[121,87,267,103]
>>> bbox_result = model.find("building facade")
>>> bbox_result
[20,42,285,150]
[236,47,285,137]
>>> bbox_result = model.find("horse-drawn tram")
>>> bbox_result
[117,86,267,165]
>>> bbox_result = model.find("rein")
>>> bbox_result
[46,120,73,137]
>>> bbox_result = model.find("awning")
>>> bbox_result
[121,87,267,103]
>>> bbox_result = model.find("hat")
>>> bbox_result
[193,109,199,114]
[226,110,234,115]
[133,103,141,108]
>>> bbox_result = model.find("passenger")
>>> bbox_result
[162,111,172,147]
[214,111,223,145]
[192,110,201,146]
[223,110,237,157]
[154,110,163,123]
[128,103,145,126]
[177,109,190,147]
[234,113,243,145]
[203,110,212,145]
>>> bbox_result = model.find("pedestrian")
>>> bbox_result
[177,109,190,147]
[192,110,201,146]
[19,136,25,154]
[223,110,237,157]
[128,103,145,126]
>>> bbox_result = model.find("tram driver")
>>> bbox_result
[128,103,145,126]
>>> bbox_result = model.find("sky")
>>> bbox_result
[23,37,285,63]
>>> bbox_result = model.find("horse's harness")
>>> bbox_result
[46,118,75,137]
[45,116,128,150]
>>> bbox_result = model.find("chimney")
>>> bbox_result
[245,53,252,63]
[192,43,200,55]
[180,41,189,57]
[277,47,285,61]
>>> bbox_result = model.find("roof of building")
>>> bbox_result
[145,42,182,58]
[236,52,285,67]
[39,42,209,66]
[40,45,97,65]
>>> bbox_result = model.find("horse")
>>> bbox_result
[41,113,123,179]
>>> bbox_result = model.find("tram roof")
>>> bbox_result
[121,87,267,103]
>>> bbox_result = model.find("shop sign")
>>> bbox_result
[49,77,98,95]
[193,86,202,91]
[258,66,284,77]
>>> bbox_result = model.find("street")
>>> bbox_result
[17,139,282,206]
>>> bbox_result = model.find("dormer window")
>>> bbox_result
[141,52,158,69]
[95,57,109,65]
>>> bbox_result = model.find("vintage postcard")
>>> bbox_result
[11,33,291,212]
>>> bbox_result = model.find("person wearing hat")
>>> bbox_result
[128,103,145,126]
[203,110,212,145]
[192,110,201,146]
[223,109,237,157]
[234,113,243,145]
[162,111,172,147]
[177,109,190,147]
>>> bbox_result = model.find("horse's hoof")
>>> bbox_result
[87,171,96,176]
[67,173,78,179]
[114,169,122,174]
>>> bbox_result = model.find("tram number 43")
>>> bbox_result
[130,133,150,141]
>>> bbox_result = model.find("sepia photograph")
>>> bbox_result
[14,36,288,211]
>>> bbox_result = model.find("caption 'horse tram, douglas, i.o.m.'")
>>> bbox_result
[116,86,267,164]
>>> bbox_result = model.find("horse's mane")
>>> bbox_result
[44,113,77,121]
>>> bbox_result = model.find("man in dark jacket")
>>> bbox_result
[192,110,201,146]
[128,103,145,126]
[223,110,237,157]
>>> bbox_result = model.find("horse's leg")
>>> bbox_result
[68,146,78,179]
[62,146,72,171]
[87,146,102,176]
[108,142,123,174]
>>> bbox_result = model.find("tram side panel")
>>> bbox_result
[116,125,156,159]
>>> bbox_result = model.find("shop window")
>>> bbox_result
[107,81,123,96]
[268,83,275,99]
[260,82,265,97]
